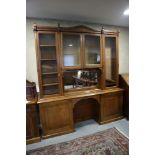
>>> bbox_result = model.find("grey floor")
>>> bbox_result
[27,118,129,151]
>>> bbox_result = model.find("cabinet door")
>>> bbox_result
[100,91,123,123]
[26,105,40,140]
[39,100,74,138]
[37,32,61,97]
[105,36,118,87]
[62,33,82,69]
[84,34,102,67]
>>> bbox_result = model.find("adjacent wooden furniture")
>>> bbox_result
[119,74,129,120]
[26,80,40,144]
[32,25,125,140]
[26,98,40,144]
[26,80,37,100]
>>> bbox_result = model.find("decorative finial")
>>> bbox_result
[101,26,104,34]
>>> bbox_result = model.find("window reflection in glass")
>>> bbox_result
[63,34,80,67]
[105,37,117,87]
[85,35,100,65]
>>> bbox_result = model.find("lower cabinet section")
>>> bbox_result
[26,104,40,144]
[39,100,74,139]
[31,88,124,141]
[100,90,124,124]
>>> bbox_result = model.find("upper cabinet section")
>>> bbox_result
[84,34,101,67]
[62,33,81,68]
[34,25,120,98]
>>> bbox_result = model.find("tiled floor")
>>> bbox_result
[27,118,129,151]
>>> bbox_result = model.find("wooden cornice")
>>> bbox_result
[33,24,119,35]
[33,24,101,34]
[33,24,60,32]
[60,25,101,34]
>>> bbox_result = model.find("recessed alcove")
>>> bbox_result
[73,98,100,124]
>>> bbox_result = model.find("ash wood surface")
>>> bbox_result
[38,88,123,103]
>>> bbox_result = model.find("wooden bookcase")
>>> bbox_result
[32,25,124,140]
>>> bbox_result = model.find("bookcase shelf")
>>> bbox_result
[40,45,56,47]
[42,72,58,75]
[43,83,59,87]
[40,59,57,61]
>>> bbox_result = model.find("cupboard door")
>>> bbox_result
[100,91,123,123]
[39,100,74,138]
[105,37,118,87]
[62,33,82,68]
[84,34,101,67]
[37,32,61,97]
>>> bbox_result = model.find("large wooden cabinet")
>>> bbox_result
[31,25,125,140]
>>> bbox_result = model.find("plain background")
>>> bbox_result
[0,0,155,154]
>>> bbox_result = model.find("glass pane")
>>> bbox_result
[63,34,80,66]
[43,85,59,95]
[39,33,55,45]
[42,74,58,85]
[40,46,56,59]
[85,35,100,65]
[41,61,57,73]
[64,69,101,90]
[105,37,117,87]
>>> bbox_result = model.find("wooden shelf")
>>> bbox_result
[43,83,59,87]
[40,59,57,61]
[42,72,58,75]
[40,45,56,47]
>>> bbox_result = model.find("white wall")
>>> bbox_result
[26,18,129,90]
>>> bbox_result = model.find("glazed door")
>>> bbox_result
[37,32,61,97]
[105,36,118,87]
[84,34,102,68]
[62,33,82,69]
